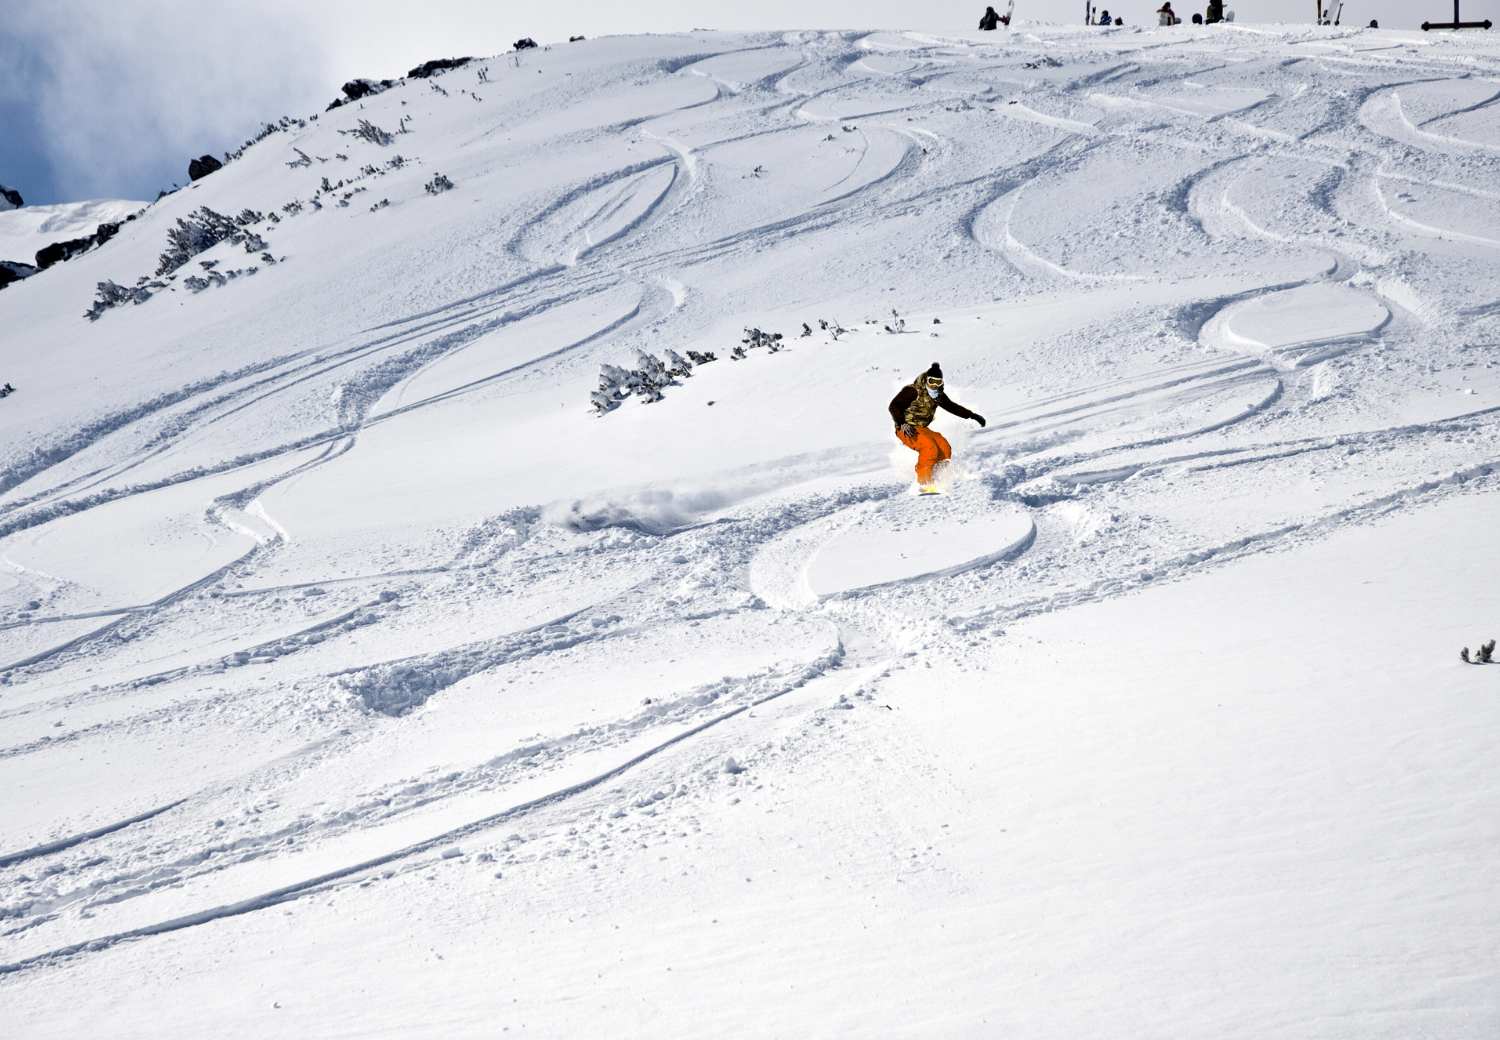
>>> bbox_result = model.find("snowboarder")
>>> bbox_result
[1097,9,1114,24]
[888,363,986,494]
[979,6,1003,30]
[1158,2,1180,24]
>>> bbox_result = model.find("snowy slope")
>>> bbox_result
[3,22,1500,1038]
[0,199,146,266]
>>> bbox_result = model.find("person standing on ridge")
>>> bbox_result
[979,6,1003,30]
[888,363,986,494]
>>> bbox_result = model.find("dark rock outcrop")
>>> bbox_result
[35,236,93,270]
[513,38,538,51]
[0,184,22,209]
[34,219,124,270]
[406,56,474,78]
[0,260,37,290]
[326,77,397,111]
[188,154,224,181]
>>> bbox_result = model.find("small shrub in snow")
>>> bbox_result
[340,118,395,146]
[425,173,455,195]
[884,308,906,334]
[742,327,784,353]
[631,351,671,401]
[84,280,152,320]
[182,266,259,293]
[156,207,256,276]
[591,346,725,415]
[1461,639,1496,664]
[286,148,313,169]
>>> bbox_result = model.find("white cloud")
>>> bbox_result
[5,0,329,200]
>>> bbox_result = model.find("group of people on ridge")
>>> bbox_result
[1154,2,1232,25]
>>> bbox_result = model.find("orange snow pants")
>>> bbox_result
[896,426,952,483]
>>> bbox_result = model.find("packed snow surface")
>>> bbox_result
[3,21,1500,1038]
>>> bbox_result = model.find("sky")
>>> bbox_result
[0,0,1493,205]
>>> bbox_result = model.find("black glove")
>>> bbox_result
[973,414,987,428]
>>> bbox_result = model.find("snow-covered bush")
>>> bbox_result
[425,173,455,195]
[84,280,152,321]
[743,327,784,353]
[1461,639,1496,664]
[340,119,395,146]
[155,207,241,276]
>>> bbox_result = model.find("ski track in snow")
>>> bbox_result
[3,25,1500,1017]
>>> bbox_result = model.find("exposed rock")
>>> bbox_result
[0,260,37,290]
[327,77,397,111]
[406,56,474,78]
[0,184,22,209]
[34,220,123,270]
[188,154,223,181]
[514,38,538,51]
[36,236,91,270]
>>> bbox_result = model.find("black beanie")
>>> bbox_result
[926,362,943,379]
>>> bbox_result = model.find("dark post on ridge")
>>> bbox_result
[1422,0,1493,30]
